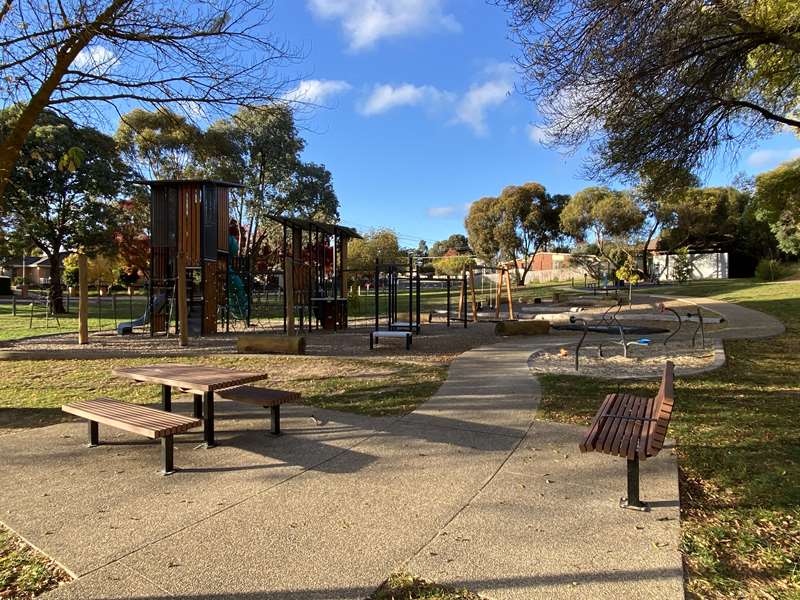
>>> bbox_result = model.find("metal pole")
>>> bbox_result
[374,258,379,331]
[446,275,451,327]
[408,255,412,331]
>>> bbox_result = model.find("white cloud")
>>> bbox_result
[283,79,352,106]
[453,78,512,136]
[746,147,800,169]
[527,123,547,144]
[427,206,457,218]
[307,0,461,51]
[360,83,449,115]
[72,45,117,71]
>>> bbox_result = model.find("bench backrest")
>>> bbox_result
[645,361,675,456]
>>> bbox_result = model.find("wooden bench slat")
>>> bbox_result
[62,398,200,439]
[613,395,643,457]
[579,393,618,453]
[66,402,189,434]
[215,386,300,406]
[600,393,634,454]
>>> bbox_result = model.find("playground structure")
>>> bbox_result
[136,178,245,337]
[268,215,362,334]
[373,256,422,334]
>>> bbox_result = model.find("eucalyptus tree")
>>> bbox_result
[0,0,298,201]
[1,107,128,311]
[500,0,800,179]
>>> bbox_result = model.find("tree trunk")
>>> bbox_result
[47,253,66,313]
[641,222,659,279]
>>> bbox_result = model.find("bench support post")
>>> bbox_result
[161,435,175,475]
[193,394,202,419]
[88,421,99,447]
[620,457,650,511]
[161,385,171,412]
[270,405,281,435]
[203,392,215,448]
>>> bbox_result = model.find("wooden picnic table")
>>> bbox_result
[112,364,268,447]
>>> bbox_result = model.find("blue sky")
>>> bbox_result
[92,0,800,249]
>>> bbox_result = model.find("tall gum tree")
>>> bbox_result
[1,107,127,312]
[0,0,298,202]
[500,0,800,179]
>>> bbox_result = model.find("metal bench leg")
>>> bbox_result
[370,333,374,350]
[620,457,650,511]
[161,384,171,411]
[88,421,99,447]
[406,335,411,350]
[269,405,281,435]
[203,392,215,448]
[193,394,203,419]
[161,435,175,475]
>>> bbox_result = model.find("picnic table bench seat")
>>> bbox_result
[62,397,201,475]
[579,361,675,510]
[214,386,300,435]
[369,329,412,350]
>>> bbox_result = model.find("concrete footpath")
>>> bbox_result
[5,292,783,598]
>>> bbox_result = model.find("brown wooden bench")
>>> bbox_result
[579,361,675,511]
[62,398,201,475]
[214,386,300,435]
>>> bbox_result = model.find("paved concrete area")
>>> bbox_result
[1,293,778,599]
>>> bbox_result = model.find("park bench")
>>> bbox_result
[370,329,412,350]
[62,397,201,475]
[579,361,675,511]
[214,386,300,435]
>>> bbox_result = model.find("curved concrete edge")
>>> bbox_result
[526,338,727,381]
[645,293,785,339]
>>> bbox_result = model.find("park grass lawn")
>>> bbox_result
[537,278,800,599]
[370,573,486,600]
[0,352,447,433]
[0,525,69,599]
[0,298,148,342]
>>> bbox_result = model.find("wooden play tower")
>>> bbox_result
[145,179,243,336]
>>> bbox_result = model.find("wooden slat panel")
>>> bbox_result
[626,396,652,459]
[579,393,618,453]
[62,398,200,439]
[612,395,643,458]
[112,364,267,392]
[216,385,300,406]
[598,393,631,454]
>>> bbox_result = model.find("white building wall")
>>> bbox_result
[652,252,728,281]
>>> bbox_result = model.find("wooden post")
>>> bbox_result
[505,268,515,319]
[177,252,188,347]
[285,253,295,335]
[468,265,478,322]
[495,268,503,319]
[78,254,89,344]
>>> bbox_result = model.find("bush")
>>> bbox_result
[754,258,789,282]
[672,247,692,283]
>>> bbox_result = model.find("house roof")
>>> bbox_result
[4,252,70,268]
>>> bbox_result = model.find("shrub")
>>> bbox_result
[754,258,789,282]
[672,247,692,283]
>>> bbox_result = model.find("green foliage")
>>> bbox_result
[347,229,402,275]
[1,108,127,310]
[115,108,203,179]
[754,258,790,282]
[465,182,565,283]
[754,157,800,256]
[501,1,800,179]
[560,187,642,269]
[615,257,641,284]
[431,255,475,276]
[429,234,471,258]
[659,187,748,252]
[672,247,692,283]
